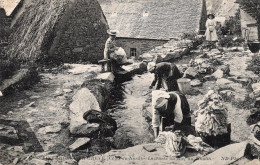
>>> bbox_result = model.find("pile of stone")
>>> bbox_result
[139,36,204,63]
[194,90,230,146]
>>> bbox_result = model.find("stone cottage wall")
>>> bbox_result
[48,0,108,63]
[240,9,259,41]
[116,37,168,58]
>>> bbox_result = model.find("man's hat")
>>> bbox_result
[107,29,117,36]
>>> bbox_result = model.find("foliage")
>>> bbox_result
[247,55,260,75]
[0,58,20,83]
[180,32,198,40]
[222,9,242,36]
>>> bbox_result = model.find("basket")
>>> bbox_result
[177,78,191,94]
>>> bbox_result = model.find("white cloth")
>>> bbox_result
[205,19,218,41]
[171,92,183,123]
[152,91,183,128]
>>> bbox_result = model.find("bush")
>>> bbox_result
[247,55,260,75]
[180,32,198,40]
[218,36,244,48]
[0,59,20,83]
[222,9,241,36]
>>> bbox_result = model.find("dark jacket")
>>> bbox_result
[151,62,182,91]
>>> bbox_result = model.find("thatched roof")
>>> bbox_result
[0,0,21,16]
[236,0,260,21]
[98,0,203,40]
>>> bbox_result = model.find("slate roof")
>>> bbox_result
[98,0,203,40]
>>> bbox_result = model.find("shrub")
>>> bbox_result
[0,58,20,83]
[247,55,260,75]
[222,9,241,36]
[180,32,198,41]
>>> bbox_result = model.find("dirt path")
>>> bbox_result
[0,64,100,164]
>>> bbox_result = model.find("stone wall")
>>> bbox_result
[240,9,259,41]
[116,37,168,58]
[48,0,109,63]
[0,8,11,52]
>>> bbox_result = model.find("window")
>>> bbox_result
[130,48,137,57]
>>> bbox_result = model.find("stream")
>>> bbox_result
[107,53,199,149]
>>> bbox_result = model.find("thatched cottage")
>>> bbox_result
[0,0,23,43]
[236,0,260,41]
[98,0,206,57]
[5,0,109,64]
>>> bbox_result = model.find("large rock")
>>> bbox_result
[69,138,90,151]
[191,79,202,87]
[139,53,154,61]
[38,125,61,134]
[216,78,233,86]
[0,125,19,140]
[69,88,101,136]
[184,67,199,79]
[252,83,260,92]
[83,110,117,137]
[212,69,224,79]
[96,72,115,82]
[29,159,49,165]
[0,68,39,96]
[81,79,113,111]
[191,142,250,165]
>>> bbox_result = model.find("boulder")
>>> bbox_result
[216,78,233,86]
[69,88,101,136]
[219,64,230,75]
[0,68,39,96]
[38,125,61,134]
[139,53,154,61]
[203,75,216,81]
[184,67,199,79]
[62,159,78,165]
[163,51,181,62]
[212,69,224,79]
[96,72,115,82]
[191,79,202,87]
[81,79,113,111]
[83,110,117,137]
[191,142,249,165]
[0,125,19,140]
[210,49,221,55]
[29,159,49,165]
[70,123,100,137]
[69,138,90,151]
[245,159,260,165]
[252,83,260,92]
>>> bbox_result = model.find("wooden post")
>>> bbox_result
[160,117,166,132]
[98,59,112,73]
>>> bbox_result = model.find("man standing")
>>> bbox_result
[104,30,118,60]
[152,90,191,138]
[148,62,182,91]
